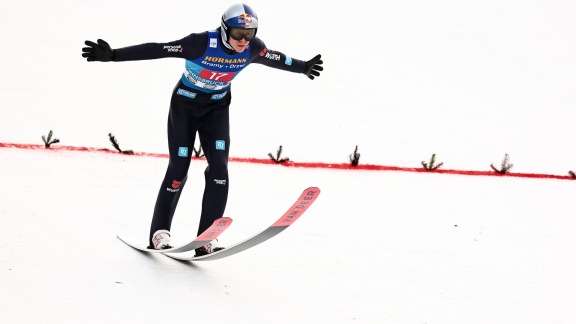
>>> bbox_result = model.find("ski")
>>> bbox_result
[117,217,232,253]
[162,187,320,261]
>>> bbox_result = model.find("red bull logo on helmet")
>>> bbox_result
[237,13,253,27]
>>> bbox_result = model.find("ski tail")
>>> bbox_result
[118,217,233,253]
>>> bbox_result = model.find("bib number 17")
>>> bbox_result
[200,70,235,82]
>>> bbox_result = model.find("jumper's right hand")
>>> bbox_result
[82,39,114,62]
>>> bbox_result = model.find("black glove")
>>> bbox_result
[82,39,114,62]
[304,54,323,80]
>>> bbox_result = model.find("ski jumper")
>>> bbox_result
[112,28,306,245]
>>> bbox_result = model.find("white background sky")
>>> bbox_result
[1,0,575,323]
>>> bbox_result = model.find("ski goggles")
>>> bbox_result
[229,28,256,41]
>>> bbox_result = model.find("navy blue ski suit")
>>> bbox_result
[112,28,307,244]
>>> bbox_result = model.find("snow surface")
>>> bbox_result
[1,0,576,323]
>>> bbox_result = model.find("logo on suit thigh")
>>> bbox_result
[215,140,226,151]
[178,147,189,157]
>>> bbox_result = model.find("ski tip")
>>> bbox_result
[305,187,321,195]
[213,217,233,226]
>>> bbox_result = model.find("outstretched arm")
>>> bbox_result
[249,38,323,80]
[81,33,207,62]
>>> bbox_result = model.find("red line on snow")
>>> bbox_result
[1,142,574,181]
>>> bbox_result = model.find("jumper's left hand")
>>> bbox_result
[304,54,323,80]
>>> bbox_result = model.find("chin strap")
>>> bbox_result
[220,27,234,51]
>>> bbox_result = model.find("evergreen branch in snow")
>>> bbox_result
[193,144,204,158]
[41,130,60,148]
[490,154,513,174]
[108,133,134,155]
[349,145,361,166]
[268,145,289,163]
[422,153,443,171]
